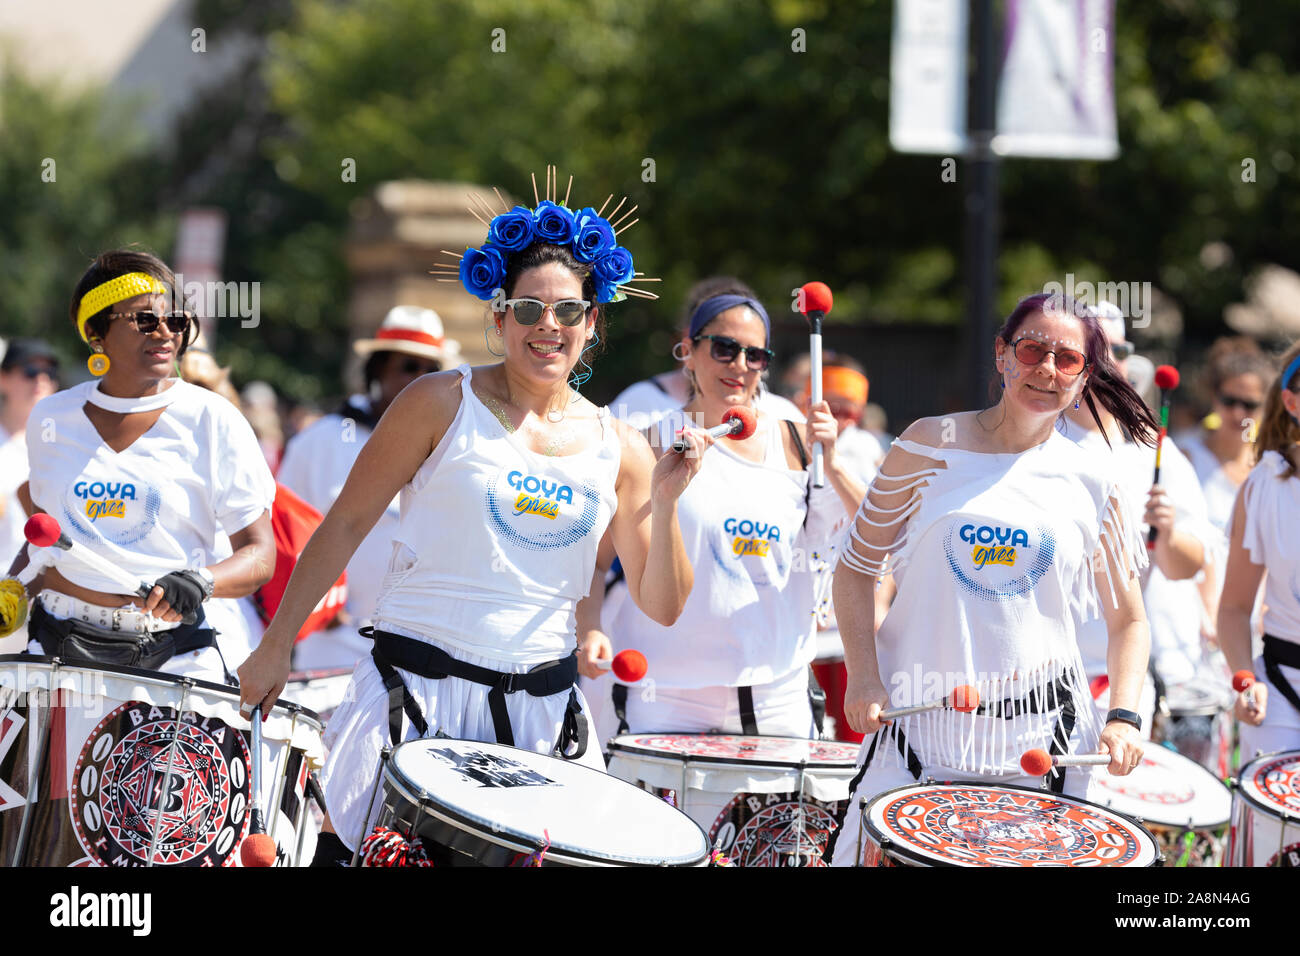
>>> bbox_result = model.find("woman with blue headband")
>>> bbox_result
[235,178,709,864]
[583,289,866,746]
[1220,340,1300,757]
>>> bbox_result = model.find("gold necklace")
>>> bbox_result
[480,390,579,456]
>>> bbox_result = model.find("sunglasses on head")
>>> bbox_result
[1110,342,1135,361]
[1217,393,1260,412]
[693,334,774,371]
[107,310,194,335]
[1011,337,1088,377]
[504,298,590,327]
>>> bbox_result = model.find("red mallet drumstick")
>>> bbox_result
[24,514,154,597]
[1020,748,1111,775]
[1233,670,1260,714]
[240,704,276,867]
[671,405,757,453]
[1147,365,1181,550]
[879,684,980,721]
[595,649,649,683]
[799,282,834,489]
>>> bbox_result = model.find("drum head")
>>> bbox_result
[864,782,1161,867]
[1237,750,1300,820]
[386,739,709,866]
[608,734,861,769]
[1164,680,1231,717]
[1090,744,1231,829]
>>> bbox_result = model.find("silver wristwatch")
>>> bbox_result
[195,567,216,601]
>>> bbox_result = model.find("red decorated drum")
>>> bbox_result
[606,733,862,867]
[858,782,1161,867]
[0,655,324,867]
[1229,750,1300,867]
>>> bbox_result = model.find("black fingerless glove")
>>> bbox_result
[152,570,208,623]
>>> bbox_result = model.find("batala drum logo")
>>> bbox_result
[70,702,251,866]
[943,519,1055,601]
[710,792,843,867]
[485,467,601,551]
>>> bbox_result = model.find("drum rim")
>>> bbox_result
[384,738,711,867]
[607,732,862,769]
[862,779,1163,868]
[1089,744,1232,829]
[1235,749,1300,820]
[0,653,325,725]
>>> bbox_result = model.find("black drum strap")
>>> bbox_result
[554,689,589,761]
[822,726,922,864]
[611,683,630,736]
[487,682,515,747]
[370,647,430,746]
[737,686,759,735]
[1045,694,1078,795]
[1263,635,1300,715]
[808,666,826,737]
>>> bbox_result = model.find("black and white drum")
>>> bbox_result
[606,733,861,866]
[0,654,324,867]
[1089,744,1231,866]
[1229,750,1300,867]
[370,738,711,867]
[855,781,1162,867]
[1153,678,1235,779]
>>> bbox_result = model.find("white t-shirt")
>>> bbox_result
[1060,420,1220,684]
[277,398,400,632]
[26,380,274,592]
[1235,450,1300,642]
[1178,431,1242,537]
[610,373,805,431]
[0,431,29,568]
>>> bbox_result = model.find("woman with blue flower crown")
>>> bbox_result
[236,170,709,865]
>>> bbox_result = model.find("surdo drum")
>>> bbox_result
[1152,679,1235,779]
[1229,750,1300,867]
[857,782,1162,867]
[1089,744,1231,867]
[0,655,324,867]
[606,733,861,866]
[369,738,711,866]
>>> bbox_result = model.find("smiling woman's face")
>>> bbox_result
[497,262,595,388]
[96,291,188,382]
[994,308,1090,417]
[683,305,767,409]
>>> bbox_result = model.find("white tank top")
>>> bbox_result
[371,367,620,665]
[611,410,836,688]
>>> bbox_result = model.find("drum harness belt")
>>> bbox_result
[1262,634,1300,715]
[366,628,588,761]
[29,600,219,672]
[608,420,826,738]
[822,675,1078,863]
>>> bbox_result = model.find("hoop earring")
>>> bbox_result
[483,317,505,358]
[671,341,689,362]
[570,330,599,392]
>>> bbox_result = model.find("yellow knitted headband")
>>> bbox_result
[75,272,169,343]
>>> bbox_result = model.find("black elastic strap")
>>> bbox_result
[650,373,674,397]
[488,682,515,747]
[737,686,759,735]
[1263,635,1300,715]
[370,647,430,746]
[1044,694,1079,795]
[977,677,1069,718]
[612,683,630,736]
[808,666,826,736]
[785,420,812,528]
[1149,659,1169,714]
[554,689,589,760]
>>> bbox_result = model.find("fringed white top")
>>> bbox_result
[837,429,1147,775]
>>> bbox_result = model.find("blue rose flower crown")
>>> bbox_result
[430,166,659,305]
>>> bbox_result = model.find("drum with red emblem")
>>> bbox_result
[606,733,861,866]
[855,781,1161,867]
[1229,750,1300,867]
[0,654,324,867]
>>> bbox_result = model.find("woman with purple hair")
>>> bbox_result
[827,292,1158,865]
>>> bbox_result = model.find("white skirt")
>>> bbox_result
[320,636,607,851]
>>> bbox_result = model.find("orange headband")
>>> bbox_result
[816,366,869,405]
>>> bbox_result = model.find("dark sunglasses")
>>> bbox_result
[1110,342,1135,361]
[19,363,57,380]
[505,298,590,327]
[693,334,774,371]
[1012,337,1088,377]
[107,310,194,335]
[397,357,440,376]
[1217,393,1260,412]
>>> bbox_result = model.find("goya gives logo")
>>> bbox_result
[74,480,137,521]
[506,470,572,520]
[723,517,781,557]
[959,523,1029,569]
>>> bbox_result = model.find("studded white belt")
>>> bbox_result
[38,591,180,635]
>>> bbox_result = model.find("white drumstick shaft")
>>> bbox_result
[46,536,152,596]
[1053,753,1111,767]
[809,331,824,488]
[594,658,613,670]
[879,698,943,720]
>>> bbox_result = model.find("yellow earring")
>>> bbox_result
[87,351,110,376]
